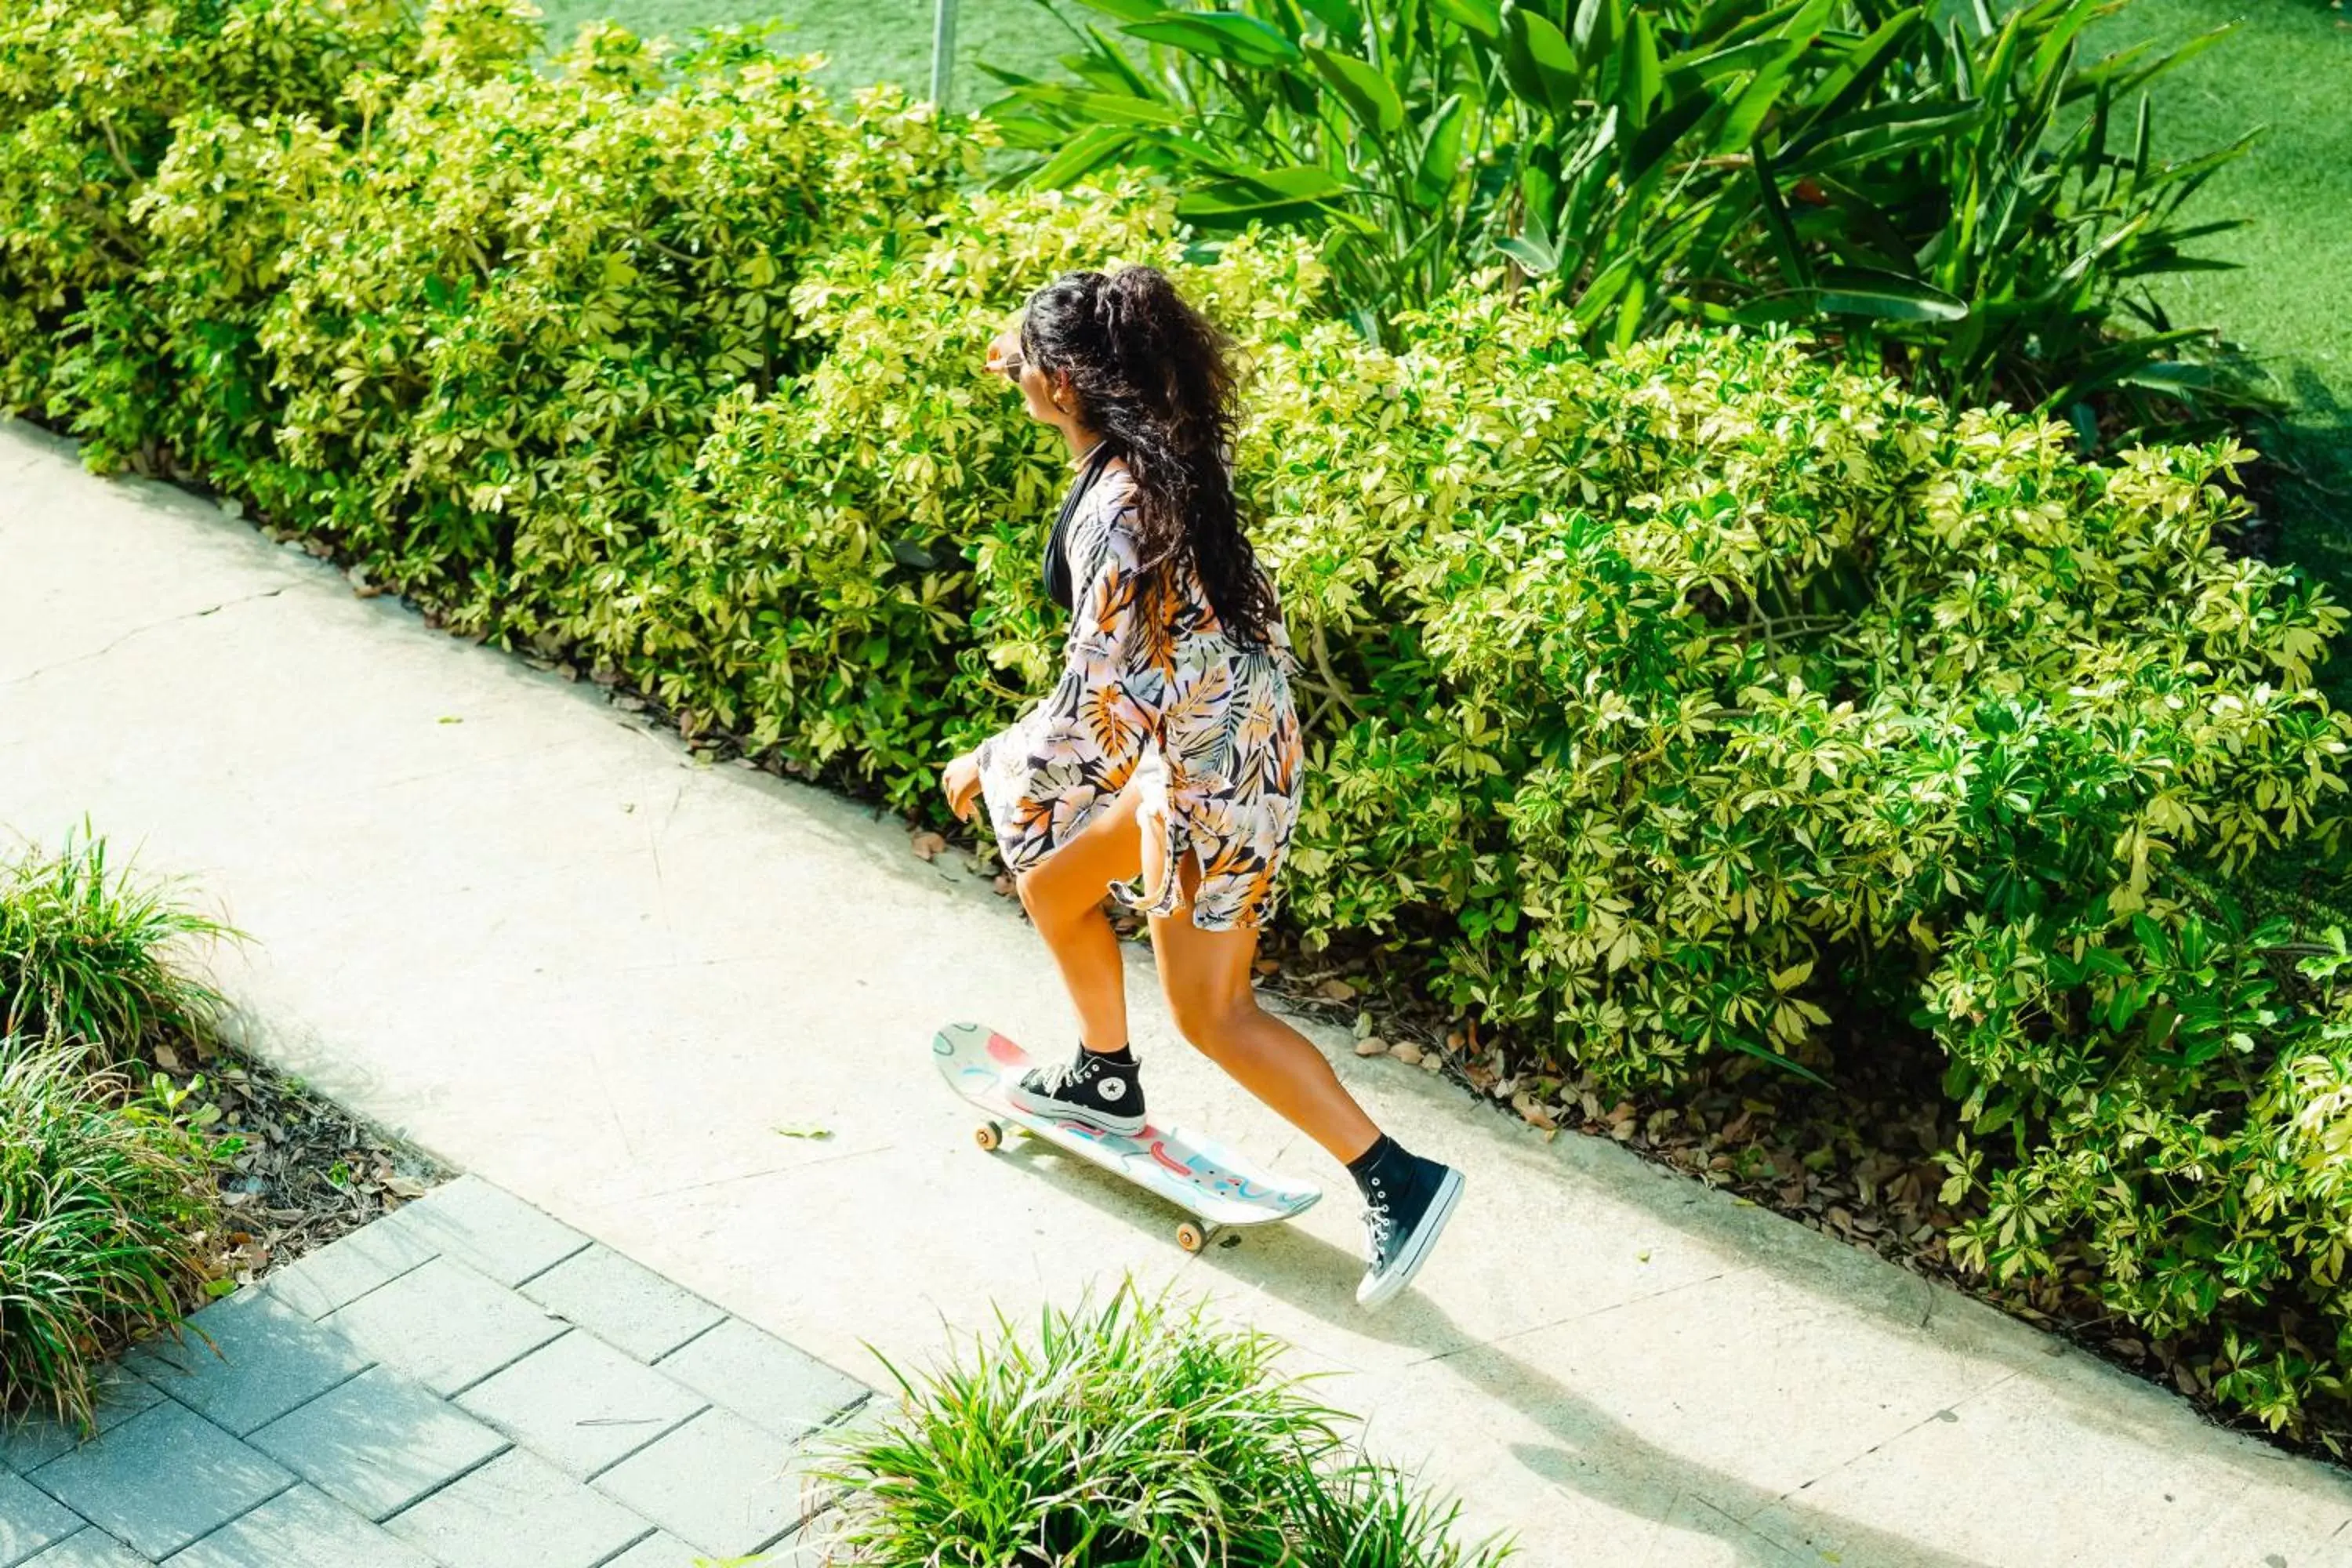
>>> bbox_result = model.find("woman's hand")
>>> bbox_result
[942,750,983,822]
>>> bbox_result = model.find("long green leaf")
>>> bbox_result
[1414,93,1468,205]
[1007,83,1189,126]
[1787,7,1921,140]
[1124,13,1304,67]
[1297,0,1363,36]
[1751,141,1812,290]
[1570,0,1620,75]
[1175,164,1356,220]
[1307,45,1406,136]
[1495,232,1561,274]
[1813,265,1969,321]
[1501,2,1582,114]
[1429,0,1501,42]
[1661,38,1785,99]
[1617,10,1661,124]
[1714,0,1835,154]
[1025,124,1139,187]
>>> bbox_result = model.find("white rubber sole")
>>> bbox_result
[1357,1167,1465,1311]
[1004,1081,1146,1138]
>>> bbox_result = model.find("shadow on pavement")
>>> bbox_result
[1212,1220,2002,1568]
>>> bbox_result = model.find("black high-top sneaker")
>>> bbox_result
[1006,1044,1147,1137]
[1356,1151,1465,1309]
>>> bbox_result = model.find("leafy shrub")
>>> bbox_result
[0,1037,228,1426]
[820,1290,1508,1565]
[237,16,982,634]
[994,0,2262,435]
[0,0,426,458]
[2,0,984,640]
[0,830,231,1066]
[1927,914,2352,1437]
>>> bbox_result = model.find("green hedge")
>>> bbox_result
[9,0,2352,1436]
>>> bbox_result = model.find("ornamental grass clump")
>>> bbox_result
[821,1290,1508,1566]
[0,830,232,1066]
[0,1038,228,1427]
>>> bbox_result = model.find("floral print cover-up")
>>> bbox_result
[975,467,1304,931]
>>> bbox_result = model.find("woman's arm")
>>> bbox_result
[972,503,1149,872]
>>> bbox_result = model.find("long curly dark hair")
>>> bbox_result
[1019,266,1277,648]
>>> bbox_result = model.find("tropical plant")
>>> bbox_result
[0,829,233,1066]
[990,0,2262,433]
[817,1289,1509,1565]
[0,1037,229,1426]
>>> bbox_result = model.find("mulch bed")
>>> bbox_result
[159,1040,451,1292]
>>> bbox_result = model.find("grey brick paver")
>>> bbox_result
[383,1450,651,1568]
[456,1332,702,1479]
[382,1178,588,1288]
[654,1320,866,1441]
[127,1290,372,1436]
[0,1369,163,1474]
[24,1402,292,1561]
[590,1408,812,1558]
[4,1185,861,1568]
[17,1531,144,1568]
[0,1472,82,1567]
[249,1367,507,1520]
[599,1526,829,1566]
[323,1258,566,1396]
[519,1247,724,1363]
[165,1484,440,1568]
[592,1530,702,1568]
[264,1220,437,1321]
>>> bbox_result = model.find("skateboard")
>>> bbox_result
[931,1022,1322,1253]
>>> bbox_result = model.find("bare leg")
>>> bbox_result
[1014,785,1145,1052]
[1144,830,1381,1167]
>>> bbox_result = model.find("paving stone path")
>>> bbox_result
[0,1178,871,1568]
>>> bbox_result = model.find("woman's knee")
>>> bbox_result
[1166,984,1256,1052]
[1018,864,1104,940]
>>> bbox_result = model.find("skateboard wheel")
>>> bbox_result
[1176,1221,1211,1254]
[975,1122,1003,1152]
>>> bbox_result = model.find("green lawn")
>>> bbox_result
[535,0,1065,110]
[2088,0,2352,637]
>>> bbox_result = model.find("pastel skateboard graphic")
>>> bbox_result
[931,1022,1321,1252]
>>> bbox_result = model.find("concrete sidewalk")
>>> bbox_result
[3,416,2347,1568]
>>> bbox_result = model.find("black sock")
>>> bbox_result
[1346,1134,1414,1200]
[1083,1041,1135,1065]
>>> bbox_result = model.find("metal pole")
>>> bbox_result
[930,0,958,109]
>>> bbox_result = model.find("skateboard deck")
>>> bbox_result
[932,1022,1321,1251]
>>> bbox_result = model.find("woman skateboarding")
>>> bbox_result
[940,264,1463,1309]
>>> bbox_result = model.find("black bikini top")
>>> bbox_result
[1044,440,1123,614]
